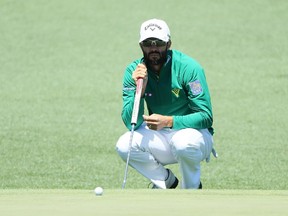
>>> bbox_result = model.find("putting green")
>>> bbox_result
[0,190,287,216]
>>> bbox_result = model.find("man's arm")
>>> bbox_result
[121,61,146,130]
[173,66,213,130]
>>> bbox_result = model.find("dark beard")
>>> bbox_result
[143,50,167,66]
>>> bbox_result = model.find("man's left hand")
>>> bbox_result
[143,114,173,130]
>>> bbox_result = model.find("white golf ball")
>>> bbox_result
[94,187,103,196]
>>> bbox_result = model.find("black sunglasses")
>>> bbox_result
[141,39,167,47]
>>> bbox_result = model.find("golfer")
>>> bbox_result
[116,18,217,189]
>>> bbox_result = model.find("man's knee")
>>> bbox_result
[115,133,130,160]
[171,128,208,162]
[173,144,203,163]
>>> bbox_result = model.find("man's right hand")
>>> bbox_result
[132,63,148,97]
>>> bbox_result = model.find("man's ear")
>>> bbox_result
[167,40,172,49]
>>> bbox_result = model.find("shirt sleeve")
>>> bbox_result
[172,64,213,132]
[121,62,145,130]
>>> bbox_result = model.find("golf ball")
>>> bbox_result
[94,187,103,196]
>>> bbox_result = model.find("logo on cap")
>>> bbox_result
[145,23,162,31]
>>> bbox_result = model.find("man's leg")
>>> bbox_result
[170,128,213,189]
[116,125,177,188]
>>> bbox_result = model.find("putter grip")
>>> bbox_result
[131,78,143,125]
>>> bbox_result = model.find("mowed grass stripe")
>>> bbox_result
[0,190,287,216]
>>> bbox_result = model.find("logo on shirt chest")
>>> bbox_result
[171,88,180,98]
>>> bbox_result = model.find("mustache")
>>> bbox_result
[148,51,161,55]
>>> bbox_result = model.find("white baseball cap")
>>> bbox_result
[139,19,171,43]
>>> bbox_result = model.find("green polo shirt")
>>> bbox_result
[121,49,214,135]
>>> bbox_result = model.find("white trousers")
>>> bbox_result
[116,124,214,189]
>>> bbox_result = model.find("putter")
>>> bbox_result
[122,78,143,189]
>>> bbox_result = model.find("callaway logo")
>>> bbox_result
[145,23,162,31]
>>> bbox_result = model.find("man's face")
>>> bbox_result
[140,38,168,66]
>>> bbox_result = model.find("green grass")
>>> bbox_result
[0,0,288,191]
[0,189,287,216]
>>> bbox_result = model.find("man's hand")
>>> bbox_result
[132,63,148,97]
[143,114,173,130]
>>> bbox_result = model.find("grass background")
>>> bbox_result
[0,0,287,190]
